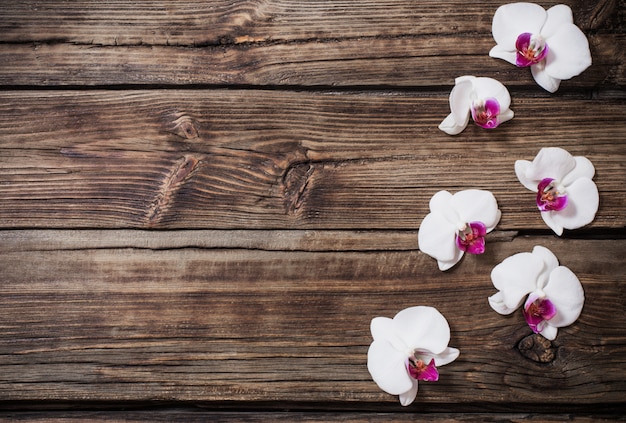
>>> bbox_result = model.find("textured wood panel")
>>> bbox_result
[0,0,624,419]
[0,233,624,410]
[0,0,619,45]
[0,34,622,87]
[0,91,624,229]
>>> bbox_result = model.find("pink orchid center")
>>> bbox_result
[456,221,487,254]
[523,295,557,333]
[515,32,548,67]
[536,178,568,211]
[471,98,501,129]
[406,355,439,382]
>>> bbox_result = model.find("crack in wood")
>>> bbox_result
[282,162,315,216]
[146,155,200,226]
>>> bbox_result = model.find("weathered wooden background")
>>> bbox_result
[0,0,624,420]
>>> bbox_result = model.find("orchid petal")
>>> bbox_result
[439,112,469,136]
[541,4,574,39]
[492,3,547,50]
[539,323,558,340]
[541,211,564,236]
[544,24,592,81]
[393,306,451,355]
[398,381,418,406]
[488,291,518,315]
[489,44,518,66]
[429,190,463,226]
[450,77,475,126]
[436,252,465,272]
[490,252,545,311]
[371,316,407,352]
[561,156,596,186]
[546,177,599,233]
[370,316,393,341]
[544,266,585,327]
[418,212,458,263]
[473,77,512,111]
[428,190,453,214]
[515,159,539,192]
[367,340,414,395]
[532,245,560,287]
[525,147,576,182]
[433,347,460,367]
[451,189,501,231]
[531,61,561,93]
[498,108,515,124]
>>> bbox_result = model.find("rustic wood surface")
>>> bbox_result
[0,0,624,420]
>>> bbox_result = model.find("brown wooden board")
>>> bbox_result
[0,0,624,419]
[0,91,624,230]
[0,234,624,410]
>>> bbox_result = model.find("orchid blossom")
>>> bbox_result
[367,306,459,406]
[418,189,501,271]
[488,245,584,340]
[489,3,592,92]
[439,75,514,135]
[515,147,599,235]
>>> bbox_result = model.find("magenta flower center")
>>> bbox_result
[515,32,548,67]
[406,355,439,382]
[456,221,487,254]
[471,98,501,129]
[523,296,557,333]
[537,178,568,211]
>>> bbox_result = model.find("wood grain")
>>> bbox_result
[0,0,624,419]
[1,411,624,422]
[0,1,619,45]
[0,1,621,88]
[0,91,624,230]
[0,233,624,410]
[0,34,621,88]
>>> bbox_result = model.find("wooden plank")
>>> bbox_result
[0,229,426,252]
[0,1,619,46]
[1,91,624,230]
[0,233,624,409]
[0,33,621,88]
[0,0,621,88]
[0,411,624,422]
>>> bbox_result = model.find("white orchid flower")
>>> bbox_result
[367,306,460,406]
[488,245,584,340]
[439,75,514,135]
[418,189,502,271]
[515,147,599,235]
[489,2,592,92]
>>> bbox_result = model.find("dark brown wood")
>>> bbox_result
[0,34,622,87]
[0,91,624,230]
[0,1,619,45]
[0,0,624,419]
[0,233,624,409]
[0,411,624,422]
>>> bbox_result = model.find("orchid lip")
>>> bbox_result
[406,355,439,382]
[471,97,501,129]
[537,178,568,212]
[523,294,557,333]
[456,221,487,254]
[515,32,548,67]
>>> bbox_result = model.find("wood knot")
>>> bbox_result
[166,113,199,139]
[517,333,557,363]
